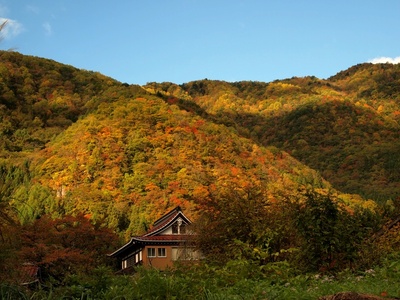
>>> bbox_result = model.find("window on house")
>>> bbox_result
[123,250,143,269]
[158,248,166,257]
[147,248,156,257]
[126,255,136,268]
[172,222,178,234]
[172,220,186,234]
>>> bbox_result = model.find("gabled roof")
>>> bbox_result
[108,206,193,258]
[143,206,191,237]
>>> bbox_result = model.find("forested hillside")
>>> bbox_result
[1,51,399,235]
[0,51,142,155]
[146,64,400,201]
[0,51,334,235]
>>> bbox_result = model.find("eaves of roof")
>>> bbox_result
[134,234,193,242]
[108,237,137,257]
[108,234,194,257]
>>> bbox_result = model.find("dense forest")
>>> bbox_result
[0,51,399,299]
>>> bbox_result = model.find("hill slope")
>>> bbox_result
[146,65,400,201]
[0,50,144,155]
[1,51,343,238]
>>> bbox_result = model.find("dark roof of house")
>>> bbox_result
[153,206,184,227]
[134,234,193,242]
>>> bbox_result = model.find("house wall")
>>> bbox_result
[141,245,202,269]
[142,246,174,270]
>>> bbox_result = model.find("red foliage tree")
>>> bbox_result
[17,214,119,283]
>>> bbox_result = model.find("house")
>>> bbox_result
[109,206,200,271]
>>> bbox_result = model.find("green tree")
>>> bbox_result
[295,189,380,271]
[296,190,339,271]
[0,161,31,282]
[195,180,278,264]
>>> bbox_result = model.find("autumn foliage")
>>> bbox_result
[0,51,399,289]
[7,214,118,284]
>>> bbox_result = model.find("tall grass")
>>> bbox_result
[2,255,399,300]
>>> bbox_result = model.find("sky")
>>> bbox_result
[0,0,399,85]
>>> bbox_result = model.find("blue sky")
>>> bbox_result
[1,1,399,85]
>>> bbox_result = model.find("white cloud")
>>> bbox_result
[42,22,52,36]
[369,56,400,64]
[0,17,24,39]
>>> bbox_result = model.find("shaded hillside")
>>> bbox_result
[280,65,400,200]
[262,100,400,200]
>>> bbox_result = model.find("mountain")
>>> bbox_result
[1,51,397,238]
[145,64,400,201]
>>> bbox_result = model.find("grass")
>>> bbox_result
[1,256,399,300]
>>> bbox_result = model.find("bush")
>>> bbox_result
[295,190,380,272]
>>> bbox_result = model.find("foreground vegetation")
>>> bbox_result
[1,254,399,299]
[1,187,398,299]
